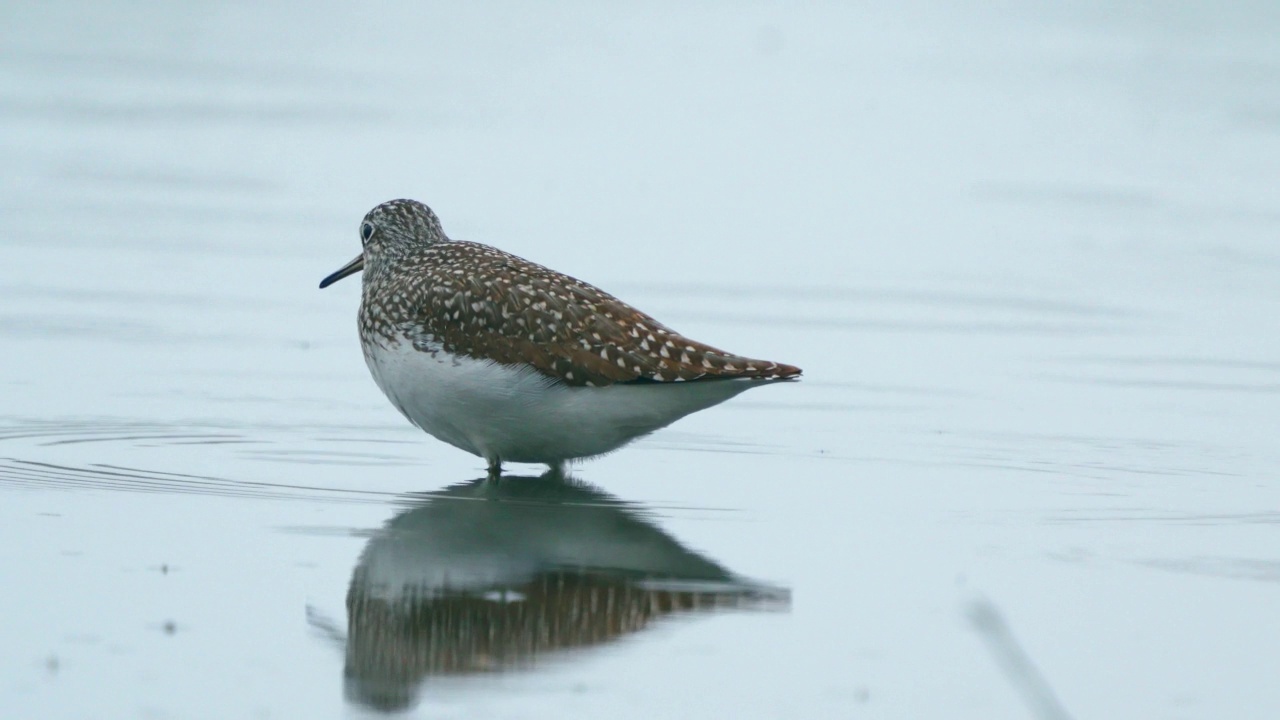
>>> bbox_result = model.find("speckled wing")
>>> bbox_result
[399,241,802,387]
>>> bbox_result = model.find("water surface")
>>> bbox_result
[2,2,1279,718]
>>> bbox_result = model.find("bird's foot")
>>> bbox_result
[485,457,502,481]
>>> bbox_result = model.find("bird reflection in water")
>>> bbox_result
[312,472,789,712]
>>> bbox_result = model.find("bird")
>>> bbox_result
[319,199,801,476]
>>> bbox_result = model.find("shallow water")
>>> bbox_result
[3,2,1279,718]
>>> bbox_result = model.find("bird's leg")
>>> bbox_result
[546,460,565,479]
[486,456,502,481]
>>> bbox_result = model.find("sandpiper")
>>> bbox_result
[320,199,801,474]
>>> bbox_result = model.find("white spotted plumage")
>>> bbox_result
[321,198,802,473]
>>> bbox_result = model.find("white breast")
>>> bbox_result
[363,334,762,466]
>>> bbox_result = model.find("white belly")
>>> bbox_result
[363,335,762,465]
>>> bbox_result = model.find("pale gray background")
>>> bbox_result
[2,2,1279,718]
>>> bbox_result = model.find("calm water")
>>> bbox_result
[3,3,1279,718]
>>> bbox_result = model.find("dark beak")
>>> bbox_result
[319,254,364,289]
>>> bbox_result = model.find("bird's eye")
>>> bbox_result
[361,222,375,242]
